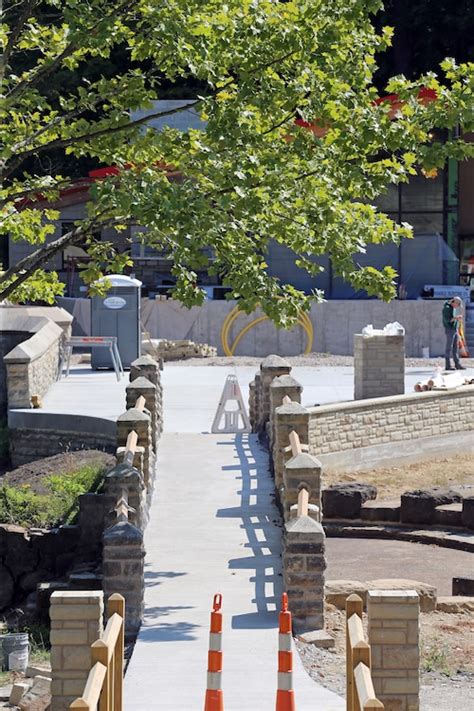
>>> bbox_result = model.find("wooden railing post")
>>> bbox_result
[346,594,363,711]
[91,640,109,711]
[108,594,125,711]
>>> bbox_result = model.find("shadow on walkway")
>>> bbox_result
[216,434,283,630]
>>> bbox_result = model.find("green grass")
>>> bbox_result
[423,641,451,675]
[0,464,105,529]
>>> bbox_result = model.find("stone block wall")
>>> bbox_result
[273,402,309,491]
[50,590,104,711]
[283,515,326,633]
[367,589,420,711]
[283,452,321,521]
[9,426,116,467]
[307,386,474,461]
[4,320,63,409]
[102,522,145,637]
[0,492,108,614]
[248,355,291,437]
[354,333,405,400]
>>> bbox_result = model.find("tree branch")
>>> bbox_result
[0,0,39,79]
[3,100,202,179]
[5,0,140,101]
[0,211,128,301]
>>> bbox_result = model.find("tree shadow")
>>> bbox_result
[140,605,199,642]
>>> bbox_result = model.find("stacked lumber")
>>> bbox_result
[414,371,474,392]
[142,337,217,361]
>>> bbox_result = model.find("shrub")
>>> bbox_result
[0,464,105,529]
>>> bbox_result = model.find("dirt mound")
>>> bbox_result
[0,450,115,494]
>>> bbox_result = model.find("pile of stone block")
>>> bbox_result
[3,665,51,710]
[142,337,217,361]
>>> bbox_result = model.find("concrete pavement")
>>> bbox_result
[124,433,344,711]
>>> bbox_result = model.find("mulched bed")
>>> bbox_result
[0,450,116,495]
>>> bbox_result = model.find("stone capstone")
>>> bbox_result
[367,578,436,612]
[322,482,377,519]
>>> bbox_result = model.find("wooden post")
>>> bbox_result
[346,594,364,711]
[70,663,107,710]
[297,487,309,517]
[91,641,109,711]
[108,595,125,711]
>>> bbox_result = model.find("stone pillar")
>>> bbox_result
[50,590,104,711]
[102,521,145,638]
[116,445,145,474]
[117,408,152,489]
[269,375,302,449]
[126,376,158,450]
[283,452,321,521]
[282,516,326,633]
[273,402,309,491]
[258,355,291,437]
[354,334,405,400]
[104,462,146,530]
[130,355,163,438]
[367,589,420,711]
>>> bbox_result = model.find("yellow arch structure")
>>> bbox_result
[221,305,314,357]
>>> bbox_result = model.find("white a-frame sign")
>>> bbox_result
[211,374,251,434]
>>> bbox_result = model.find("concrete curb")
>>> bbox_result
[323,520,474,553]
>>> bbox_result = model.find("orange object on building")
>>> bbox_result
[458,322,470,357]
[204,594,224,711]
[275,593,296,711]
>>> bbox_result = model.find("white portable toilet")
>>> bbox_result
[91,275,142,369]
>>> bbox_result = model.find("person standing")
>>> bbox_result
[442,296,466,370]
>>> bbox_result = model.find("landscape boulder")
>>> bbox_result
[462,497,474,530]
[0,562,15,609]
[322,483,377,519]
[436,596,474,613]
[325,580,369,609]
[400,488,462,525]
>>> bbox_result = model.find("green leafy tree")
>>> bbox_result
[1,0,473,323]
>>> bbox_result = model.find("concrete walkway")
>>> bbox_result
[123,432,344,711]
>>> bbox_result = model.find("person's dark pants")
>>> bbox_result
[444,327,460,368]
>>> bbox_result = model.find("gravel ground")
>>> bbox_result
[163,352,474,369]
[295,605,474,710]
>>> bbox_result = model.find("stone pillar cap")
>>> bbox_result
[275,402,308,415]
[131,355,158,368]
[117,408,150,422]
[126,376,156,390]
[103,520,143,543]
[260,354,291,370]
[105,462,142,481]
[285,515,325,537]
[271,375,302,388]
[286,452,321,469]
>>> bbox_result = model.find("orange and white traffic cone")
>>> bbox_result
[204,593,224,711]
[275,592,295,711]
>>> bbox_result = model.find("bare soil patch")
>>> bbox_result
[325,453,474,500]
[163,352,474,369]
[296,604,474,709]
[0,450,115,494]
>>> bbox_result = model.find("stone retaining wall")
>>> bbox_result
[1,307,73,413]
[306,385,474,460]
[8,423,116,467]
